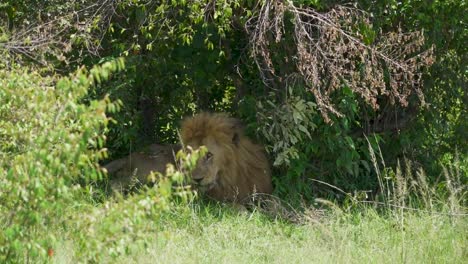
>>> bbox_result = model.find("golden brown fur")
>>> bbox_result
[104,144,180,191]
[181,112,272,203]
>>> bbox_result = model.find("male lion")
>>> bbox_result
[181,112,273,203]
[104,144,180,192]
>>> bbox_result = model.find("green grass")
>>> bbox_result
[53,202,467,263]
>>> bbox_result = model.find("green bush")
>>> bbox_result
[0,59,123,262]
[0,58,202,261]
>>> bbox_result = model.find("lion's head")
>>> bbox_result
[181,113,272,203]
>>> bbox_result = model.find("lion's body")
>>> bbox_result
[181,113,273,203]
[105,144,180,191]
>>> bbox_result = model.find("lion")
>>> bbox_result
[181,112,273,203]
[104,144,180,192]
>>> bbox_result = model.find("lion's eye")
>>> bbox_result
[206,152,213,160]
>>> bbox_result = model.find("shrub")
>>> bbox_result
[0,59,123,262]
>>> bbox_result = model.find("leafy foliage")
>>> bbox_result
[0,60,124,261]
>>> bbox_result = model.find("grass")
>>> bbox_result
[53,201,467,263]
[28,150,468,263]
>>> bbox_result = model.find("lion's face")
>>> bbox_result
[181,112,273,203]
[186,137,224,192]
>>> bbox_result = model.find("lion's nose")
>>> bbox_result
[193,178,203,184]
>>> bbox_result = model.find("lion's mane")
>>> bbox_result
[181,112,273,203]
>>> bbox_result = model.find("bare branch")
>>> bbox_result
[0,0,118,65]
[247,1,434,122]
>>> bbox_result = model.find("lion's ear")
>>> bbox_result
[232,132,240,147]
[228,117,244,147]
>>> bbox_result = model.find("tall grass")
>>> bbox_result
[52,201,466,264]
[365,136,467,217]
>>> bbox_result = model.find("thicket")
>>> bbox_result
[0,61,120,260]
[0,0,466,261]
